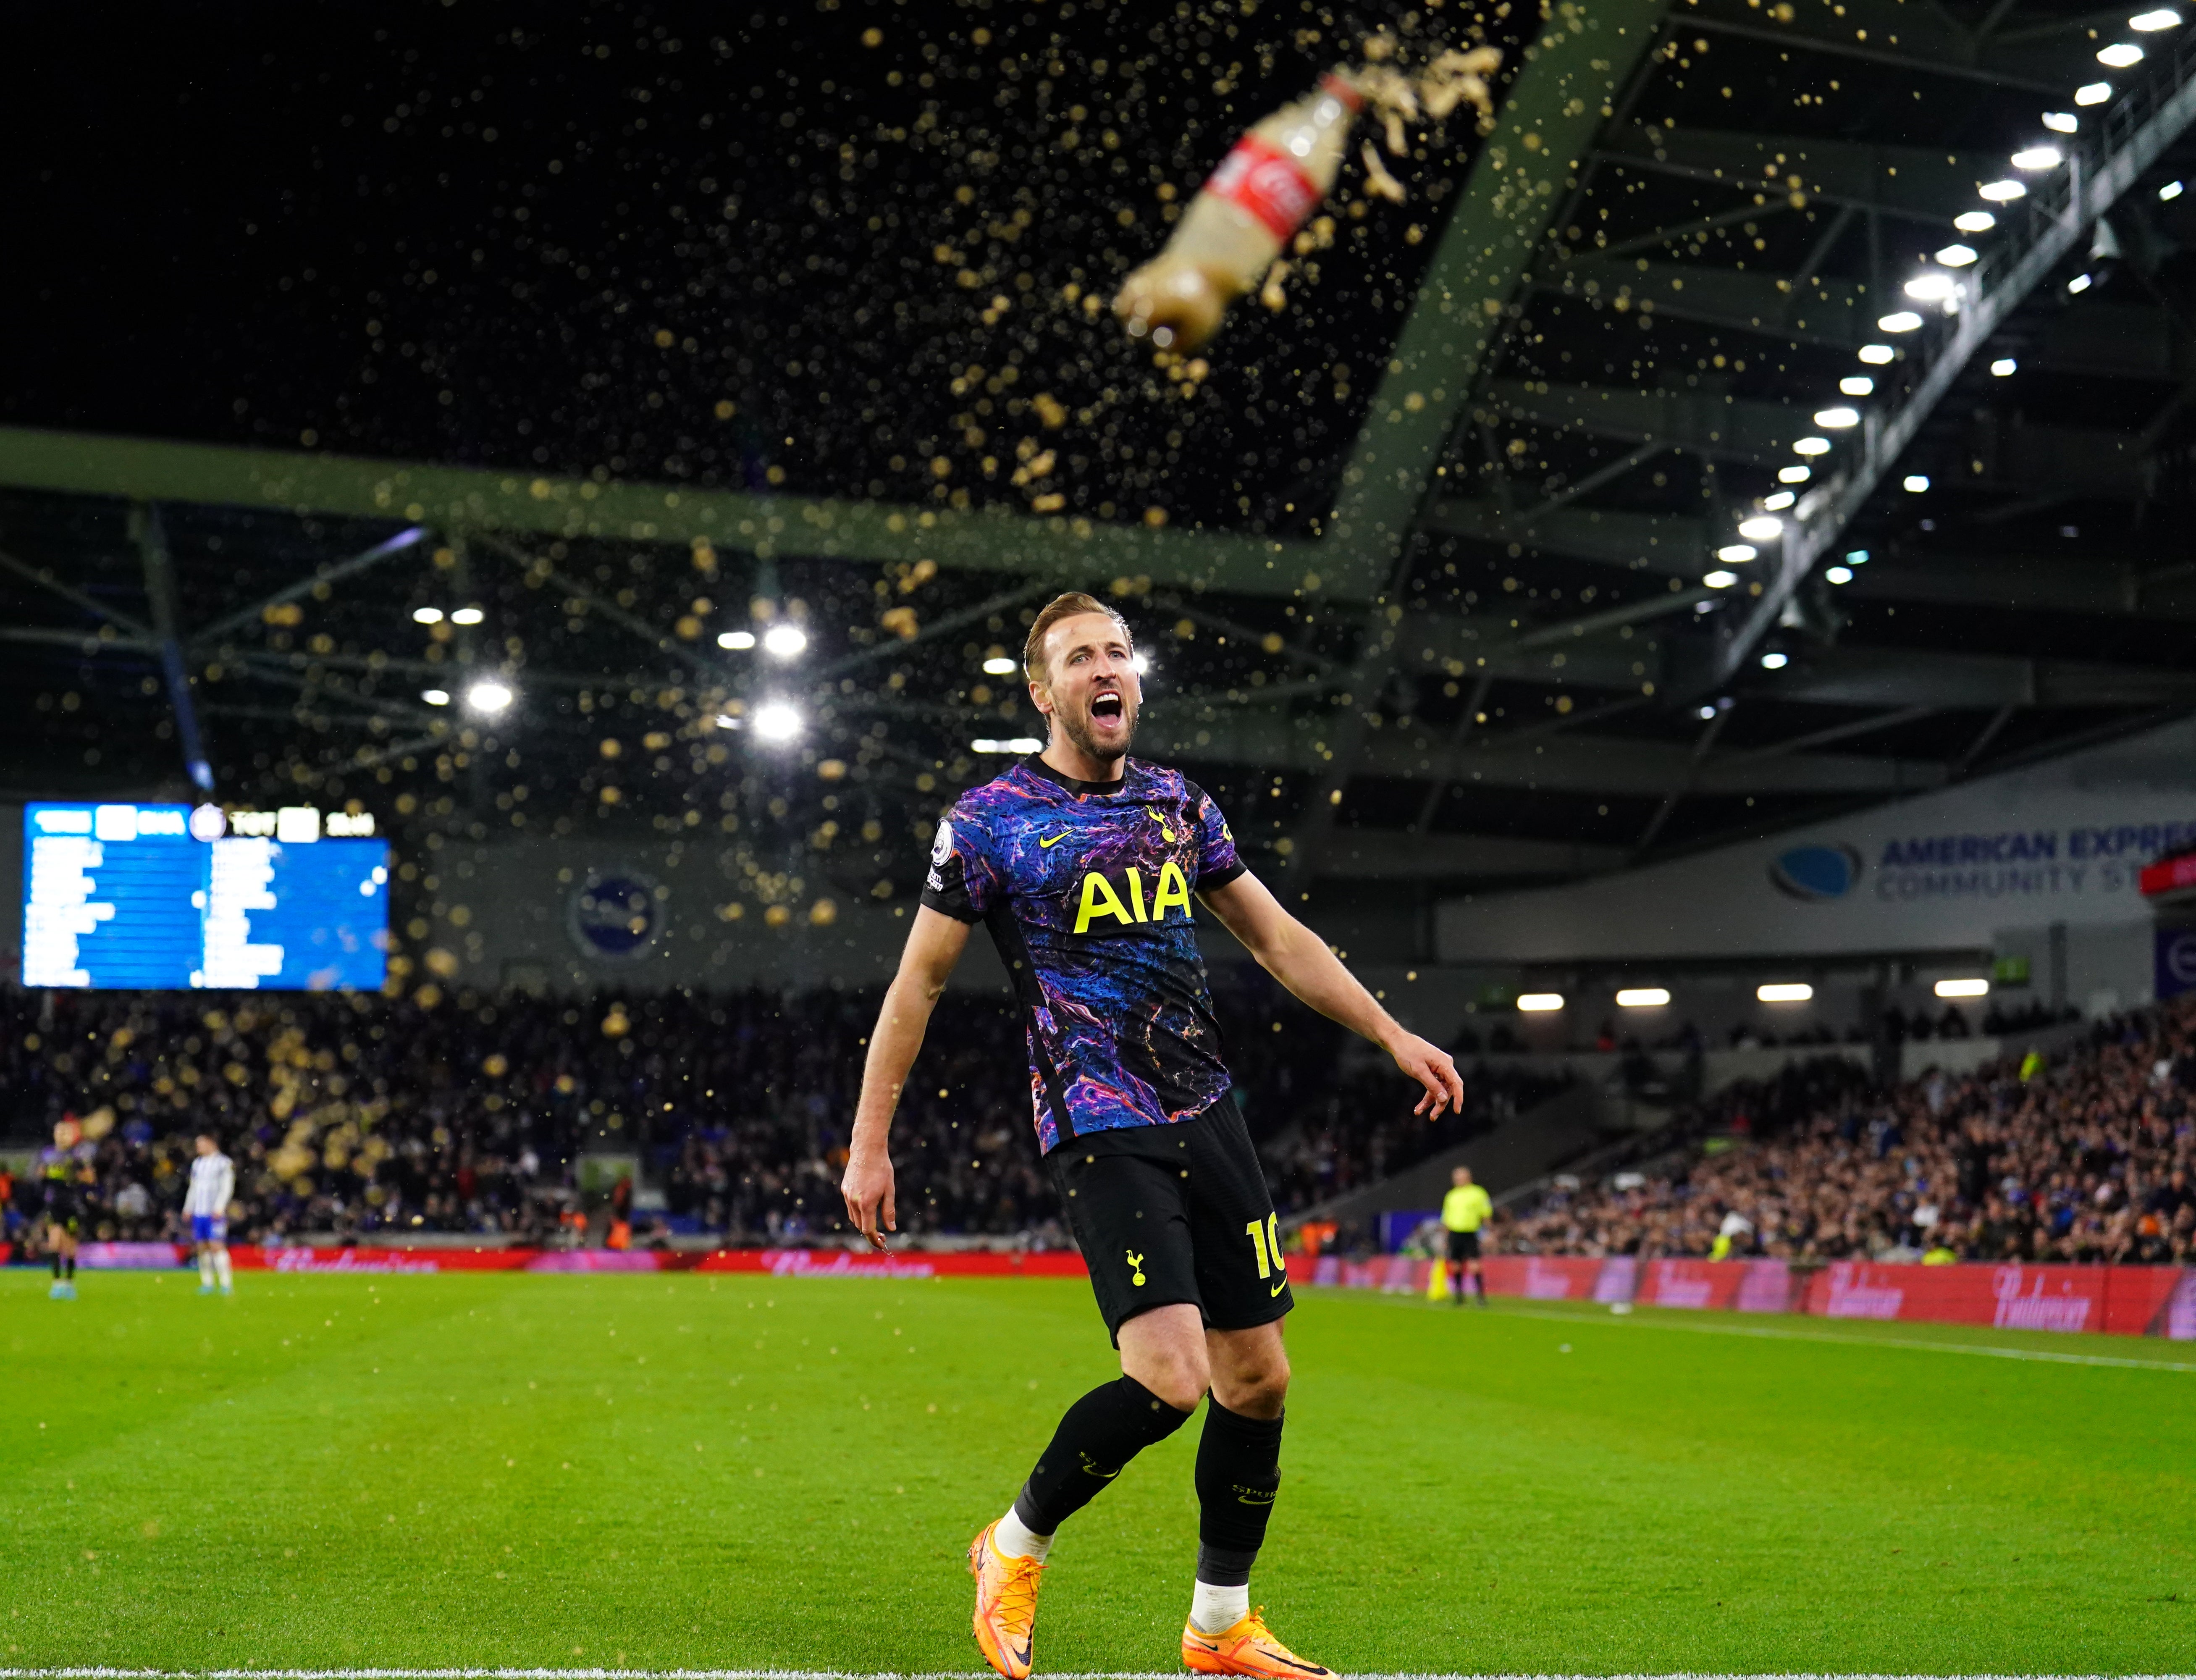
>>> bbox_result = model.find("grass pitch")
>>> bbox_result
[3,1269,2192,1676]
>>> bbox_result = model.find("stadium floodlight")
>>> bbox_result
[1977,179,2028,202]
[1132,652,1151,674]
[1516,992,1564,1012]
[1935,243,1978,267]
[421,688,451,706]
[1904,272,1956,302]
[1935,977,1991,998]
[981,655,1019,675]
[1878,310,1924,332]
[412,606,444,625]
[1813,406,1860,429]
[2163,180,2187,200]
[1840,375,1875,396]
[2042,111,2078,134]
[1858,343,1896,364]
[2097,40,2145,64]
[972,736,1044,753]
[450,605,485,626]
[1717,544,1757,564]
[1846,548,1871,564]
[762,624,808,660]
[2075,81,2113,105]
[752,701,802,743]
[1991,357,2019,375]
[1696,703,1719,719]
[2011,145,2063,171]
[1766,485,1800,504]
[1703,569,1739,590]
[1615,987,1670,1008]
[2132,5,2181,25]
[1953,210,1997,233]
[1738,515,1782,541]
[1760,651,1790,669]
[464,680,513,714]
[1757,982,1813,1003]
[1904,474,1931,492]
[1793,436,1831,456]
[1825,564,1855,584]
[2067,272,2095,294]
[718,629,758,649]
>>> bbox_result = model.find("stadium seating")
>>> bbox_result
[1497,997,2196,1267]
[0,980,1547,1247]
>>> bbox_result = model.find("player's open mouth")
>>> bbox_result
[1091,689,1124,722]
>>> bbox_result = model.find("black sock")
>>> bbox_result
[1014,1375,1193,1533]
[52,1250,62,1279]
[1195,1400,1283,1580]
[65,1255,76,1280]
[1474,1271,1485,1299]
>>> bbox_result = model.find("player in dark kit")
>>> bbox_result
[842,592,1464,1679]
[39,1116,91,1301]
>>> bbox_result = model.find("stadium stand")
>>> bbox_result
[1497,997,2196,1267]
[0,980,1559,1247]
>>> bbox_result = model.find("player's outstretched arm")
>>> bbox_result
[841,906,971,1250]
[1200,871,1465,1118]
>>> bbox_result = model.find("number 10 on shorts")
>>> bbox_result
[1244,1214,1283,1278]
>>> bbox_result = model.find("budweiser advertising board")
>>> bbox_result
[54,1243,2196,1339]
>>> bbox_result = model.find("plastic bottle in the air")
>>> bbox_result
[1113,71,1364,353]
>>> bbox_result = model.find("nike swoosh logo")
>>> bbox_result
[1038,832,1066,848]
[1270,1279,1288,1297]
[1185,1639,1220,1654]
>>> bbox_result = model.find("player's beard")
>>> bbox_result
[1055,687,1138,765]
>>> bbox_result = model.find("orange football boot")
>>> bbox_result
[968,1521,1046,1680]
[1181,1608,1333,1678]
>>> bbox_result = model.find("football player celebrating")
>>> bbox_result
[842,592,1464,1678]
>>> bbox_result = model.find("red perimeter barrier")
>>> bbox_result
[69,1241,1089,1279]
[62,1241,2196,1339]
[1283,1249,2196,1340]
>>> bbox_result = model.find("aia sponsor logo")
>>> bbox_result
[1072,861,1193,934]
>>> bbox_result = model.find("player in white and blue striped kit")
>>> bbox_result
[184,1134,236,1296]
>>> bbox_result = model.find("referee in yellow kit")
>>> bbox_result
[1441,1166,1492,1306]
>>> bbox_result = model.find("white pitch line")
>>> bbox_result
[1474,1302,2196,1372]
[7,1672,2195,1680]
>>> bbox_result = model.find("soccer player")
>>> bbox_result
[841,591,1465,1680]
[1440,1165,1492,1305]
[185,1133,236,1296]
[38,1116,91,1301]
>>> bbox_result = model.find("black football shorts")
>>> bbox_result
[1047,1091,1293,1344]
[1446,1229,1481,1262]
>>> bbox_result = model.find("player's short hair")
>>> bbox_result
[1023,591,1133,688]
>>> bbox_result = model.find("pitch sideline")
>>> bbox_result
[1464,1299,2196,1371]
[4,1670,2193,1679]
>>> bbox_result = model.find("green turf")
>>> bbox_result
[3,1270,2193,1675]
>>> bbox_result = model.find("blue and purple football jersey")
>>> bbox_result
[921,754,1248,1153]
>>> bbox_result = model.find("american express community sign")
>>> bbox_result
[1877,820,2196,868]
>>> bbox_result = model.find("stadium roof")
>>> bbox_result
[5,0,2195,916]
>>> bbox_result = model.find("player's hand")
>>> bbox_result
[1386,1032,1466,1119]
[840,1149,897,1252]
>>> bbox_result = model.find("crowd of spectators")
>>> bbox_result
[0,977,1541,1249]
[1499,997,2196,1265]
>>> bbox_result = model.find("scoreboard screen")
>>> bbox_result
[22,803,390,991]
